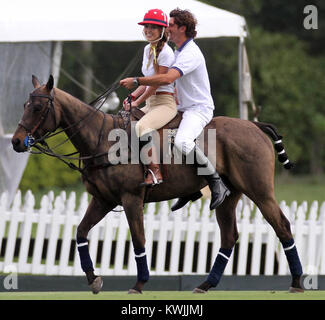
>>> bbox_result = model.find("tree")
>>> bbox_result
[247,28,325,174]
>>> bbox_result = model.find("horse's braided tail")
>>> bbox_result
[252,121,294,170]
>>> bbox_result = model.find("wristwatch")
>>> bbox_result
[133,77,139,87]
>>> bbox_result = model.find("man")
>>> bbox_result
[120,8,230,210]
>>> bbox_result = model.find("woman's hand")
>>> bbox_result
[123,96,138,110]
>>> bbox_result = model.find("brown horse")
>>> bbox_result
[12,75,303,294]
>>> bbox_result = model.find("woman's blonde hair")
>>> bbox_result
[152,27,169,73]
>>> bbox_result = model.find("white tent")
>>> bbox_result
[0,0,247,41]
[0,0,252,205]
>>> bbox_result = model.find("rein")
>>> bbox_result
[25,83,121,172]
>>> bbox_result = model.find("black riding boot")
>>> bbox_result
[195,147,230,210]
[205,172,230,210]
[172,148,230,211]
[171,191,203,211]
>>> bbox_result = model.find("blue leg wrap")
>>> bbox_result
[77,237,94,272]
[281,239,303,276]
[134,248,150,282]
[207,248,232,287]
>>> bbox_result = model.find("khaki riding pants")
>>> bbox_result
[135,94,177,137]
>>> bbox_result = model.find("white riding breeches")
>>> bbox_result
[174,109,213,155]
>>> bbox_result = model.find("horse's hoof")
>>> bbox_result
[289,287,304,293]
[194,281,212,293]
[128,288,142,294]
[193,287,208,294]
[89,276,103,294]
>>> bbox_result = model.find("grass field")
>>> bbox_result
[0,290,324,300]
[274,175,325,206]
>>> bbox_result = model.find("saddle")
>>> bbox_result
[111,108,183,181]
[112,107,183,131]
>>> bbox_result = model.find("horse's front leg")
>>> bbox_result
[76,197,115,294]
[122,193,149,294]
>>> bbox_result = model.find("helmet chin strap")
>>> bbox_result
[143,27,165,44]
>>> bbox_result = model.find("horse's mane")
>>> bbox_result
[54,87,103,115]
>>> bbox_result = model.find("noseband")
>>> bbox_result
[19,93,56,149]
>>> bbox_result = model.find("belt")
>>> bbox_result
[155,91,174,96]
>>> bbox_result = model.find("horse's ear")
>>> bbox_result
[32,75,41,88]
[46,75,54,92]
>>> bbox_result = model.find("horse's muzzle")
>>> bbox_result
[12,137,27,153]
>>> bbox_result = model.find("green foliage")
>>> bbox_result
[19,132,81,192]
[247,28,325,173]
[196,37,239,117]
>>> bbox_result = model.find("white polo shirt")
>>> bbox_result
[171,39,214,120]
[141,43,175,94]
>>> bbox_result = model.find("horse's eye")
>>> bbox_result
[33,104,42,112]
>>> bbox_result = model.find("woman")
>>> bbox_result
[123,9,177,186]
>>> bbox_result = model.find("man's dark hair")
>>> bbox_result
[170,8,197,38]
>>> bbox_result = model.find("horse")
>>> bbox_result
[12,75,304,294]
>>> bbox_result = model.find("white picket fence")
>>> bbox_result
[0,190,325,276]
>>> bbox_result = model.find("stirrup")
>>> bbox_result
[148,169,159,185]
[139,169,163,187]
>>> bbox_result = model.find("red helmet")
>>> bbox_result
[138,9,168,27]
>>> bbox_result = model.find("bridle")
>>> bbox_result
[19,93,56,149]
[18,86,123,172]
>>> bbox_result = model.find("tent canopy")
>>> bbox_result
[0,0,247,42]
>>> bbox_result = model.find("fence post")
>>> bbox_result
[290,201,298,223]
[45,193,65,275]
[197,200,210,274]
[183,204,197,274]
[211,215,222,274]
[169,207,184,275]
[319,202,325,274]
[306,201,318,274]
[4,191,22,270]
[100,210,116,275]
[155,202,169,274]
[32,194,50,274]
[237,204,251,275]
[0,192,9,271]
[18,190,35,273]
[251,207,263,275]
[59,193,75,275]
[113,213,128,275]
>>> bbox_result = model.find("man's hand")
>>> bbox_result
[120,77,136,90]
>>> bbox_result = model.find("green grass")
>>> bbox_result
[274,174,325,206]
[0,290,324,300]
